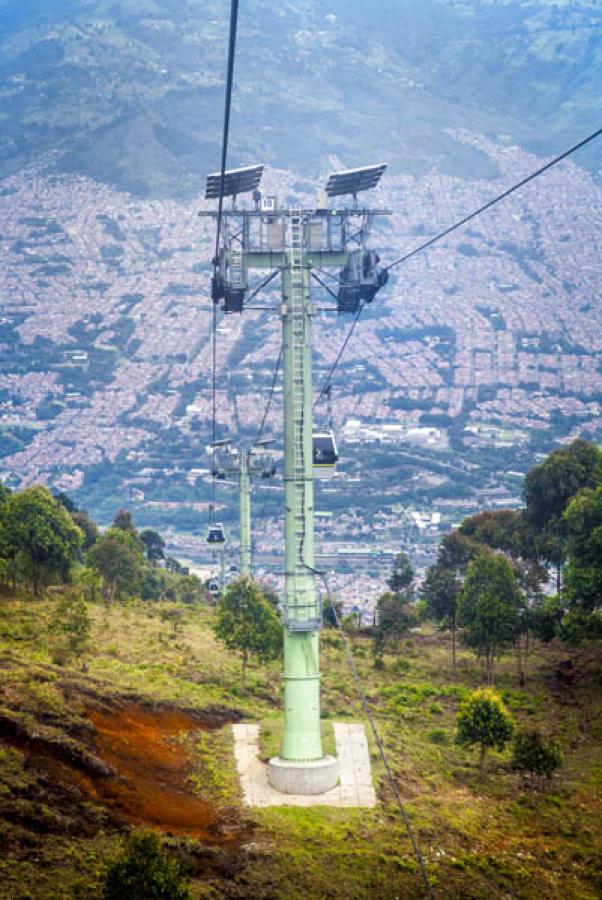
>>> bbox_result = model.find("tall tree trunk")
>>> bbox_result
[556,563,561,595]
[451,618,457,672]
[241,647,247,691]
[486,652,494,685]
[516,638,525,686]
[479,745,487,781]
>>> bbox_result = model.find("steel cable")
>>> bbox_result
[384,126,602,273]
[210,0,240,519]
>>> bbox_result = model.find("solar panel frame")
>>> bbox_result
[325,163,387,198]
[205,164,264,200]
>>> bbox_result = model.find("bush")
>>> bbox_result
[102,831,190,900]
[456,689,514,779]
[48,591,91,662]
[512,730,563,779]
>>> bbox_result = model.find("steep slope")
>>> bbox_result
[0,0,600,196]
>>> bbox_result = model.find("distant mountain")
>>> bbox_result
[0,0,600,197]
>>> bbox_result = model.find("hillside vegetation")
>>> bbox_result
[0,440,601,898]
[0,592,601,899]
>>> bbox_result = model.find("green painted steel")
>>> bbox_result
[239,450,252,576]
[219,546,226,598]
[280,238,323,761]
[246,251,348,268]
[282,630,322,760]
[244,222,351,764]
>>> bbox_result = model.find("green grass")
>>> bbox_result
[0,590,601,899]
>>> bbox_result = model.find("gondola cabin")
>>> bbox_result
[313,431,338,478]
[207,523,226,544]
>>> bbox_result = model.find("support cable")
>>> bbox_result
[243,269,280,307]
[210,0,240,519]
[251,341,283,449]
[310,269,339,302]
[311,127,602,420]
[314,302,364,408]
[384,126,602,273]
[301,564,434,898]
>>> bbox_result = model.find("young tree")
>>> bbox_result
[420,565,460,669]
[387,552,413,598]
[88,535,141,603]
[102,830,190,900]
[49,590,91,665]
[512,729,562,781]
[456,689,514,780]
[373,591,414,662]
[460,509,531,559]
[165,556,183,574]
[2,486,83,595]
[457,551,524,683]
[523,439,602,592]
[112,508,137,533]
[563,485,602,617]
[71,510,99,551]
[213,576,282,689]
[140,529,165,566]
[420,530,478,670]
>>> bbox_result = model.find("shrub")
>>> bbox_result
[512,730,563,779]
[48,591,91,663]
[456,689,514,779]
[102,831,190,900]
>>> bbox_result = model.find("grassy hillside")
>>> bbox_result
[0,589,601,898]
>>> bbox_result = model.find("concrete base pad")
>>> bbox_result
[267,755,339,795]
[232,722,376,808]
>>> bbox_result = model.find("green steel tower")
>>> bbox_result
[212,441,277,577]
[201,163,390,793]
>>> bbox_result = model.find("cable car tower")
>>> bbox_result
[212,439,277,576]
[201,163,390,793]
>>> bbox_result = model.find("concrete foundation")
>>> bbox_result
[267,755,339,795]
[232,722,376,808]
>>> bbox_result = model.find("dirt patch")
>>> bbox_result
[0,706,113,776]
[84,704,242,842]
[0,695,247,845]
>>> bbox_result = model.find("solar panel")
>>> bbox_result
[325,163,387,198]
[205,164,264,200]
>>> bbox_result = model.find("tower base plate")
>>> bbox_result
[267,755,339,795]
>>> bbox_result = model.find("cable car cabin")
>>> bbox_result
[205,577,220,598]
[207,523,226,544]
[224,288,244,313]
[313,431,338,478]
[260,458,277,479]
[337,251,388,313]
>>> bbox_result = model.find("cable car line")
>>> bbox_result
[314,301,365,407]
[384,124,602,274]
[243,268,280,308]
[209,0,240,524]
[251,340,283,449]
[308,125,602,439]
[328,583,435,898]
[291,559,434,898]
[310,270,338,302]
